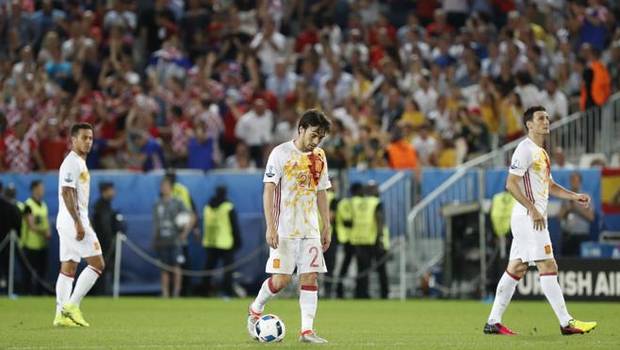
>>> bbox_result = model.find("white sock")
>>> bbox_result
[55,273,74,316]
[300,285,318,333]
[251,277,279,313]
[69,266,101,306]
[540,274,572,327]
[487,271,519,324]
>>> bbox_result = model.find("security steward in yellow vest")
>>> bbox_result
[20,180,51,295]
[350,183,389,299]
[321,185,338,298]
[490,191,514,257]
[334,182,361,298]
[202,186,241,297]
[166,171,198,295]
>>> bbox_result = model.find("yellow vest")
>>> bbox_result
[490,192,515,237]
[336,198,352,244]
[20,198,49,250]
[350,196,380,245]
[173,183,192,211]
[381,225,391,250]
[203,202,234,249]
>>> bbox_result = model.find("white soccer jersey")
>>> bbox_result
[263,141,331,239]
[508,137,552,216]
[57,151,91,223]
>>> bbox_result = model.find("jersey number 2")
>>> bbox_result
[309,246,320,267]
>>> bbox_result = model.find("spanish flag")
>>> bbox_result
[602,168,620,213]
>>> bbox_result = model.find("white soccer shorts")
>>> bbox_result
[266,237,327,275]
[56,218,103,262]
[509,213,554,263]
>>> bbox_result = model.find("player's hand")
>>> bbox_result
[530,208,546,231]
[266,226,278,249]
[321,227,331,252]
[574,193,591,208]
[75,221,85,241]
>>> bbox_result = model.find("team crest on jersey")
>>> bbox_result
[79,171,90,183]
[265,165,276,178]
[273,259,280,269]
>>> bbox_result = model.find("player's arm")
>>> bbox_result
[263,182,278,249]
[317,189,331,252]
[549,180,594,221]
[549,179,591,208]
[505,173,545,230]
[62,186,85,241]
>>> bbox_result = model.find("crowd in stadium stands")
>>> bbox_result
[0,0,618,174]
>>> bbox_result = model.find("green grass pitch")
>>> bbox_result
[0,298,618,349]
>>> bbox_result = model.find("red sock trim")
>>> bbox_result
[300,330,314,336]
[505,270,521,281]
[267,277,280,294]
[87,265,102,276]
[540,272,557,277]
[301,285,318,291]
[60,271,75,279]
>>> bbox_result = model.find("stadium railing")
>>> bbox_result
[405,92,620,300]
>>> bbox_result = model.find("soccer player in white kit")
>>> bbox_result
[53,123,105,328]
[247,109,332,343]
[484,106,597,335]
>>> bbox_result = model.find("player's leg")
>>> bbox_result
[297,238,328,343]
[484,259,527,335]
[54,260,78,326]
[62,254,104,327]
[248,238,295,338]
[54,226,81,327]
[536,258,597,334]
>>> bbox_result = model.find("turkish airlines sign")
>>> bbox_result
[513,259,620,301]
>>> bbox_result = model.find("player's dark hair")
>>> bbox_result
[70,123,93,136]
[30,180,42,191]
[298,109,331,135]
[523,106,546,130]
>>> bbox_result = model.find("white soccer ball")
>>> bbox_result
[254,314,286,343]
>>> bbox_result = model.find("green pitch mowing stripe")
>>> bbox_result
[0,298,617,349]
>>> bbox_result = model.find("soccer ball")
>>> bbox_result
[254,314,286,342]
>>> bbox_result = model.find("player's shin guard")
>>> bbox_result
[300,285,318,333]
[251,277,281,313]
[55,272,74,316]
[69,266,101,306]
[540,273,572,327]
[487,271,520,324]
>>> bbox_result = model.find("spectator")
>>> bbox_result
[559,172,594,256]
[580,44,611,110]
[225,141,256,170]
[541,79,569,122]
[411,124,438,167]
[386,127,418,171]
[187,121,215,172]
[0,182,22,291]
[234,97,273,167]
[250,17,286,76]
